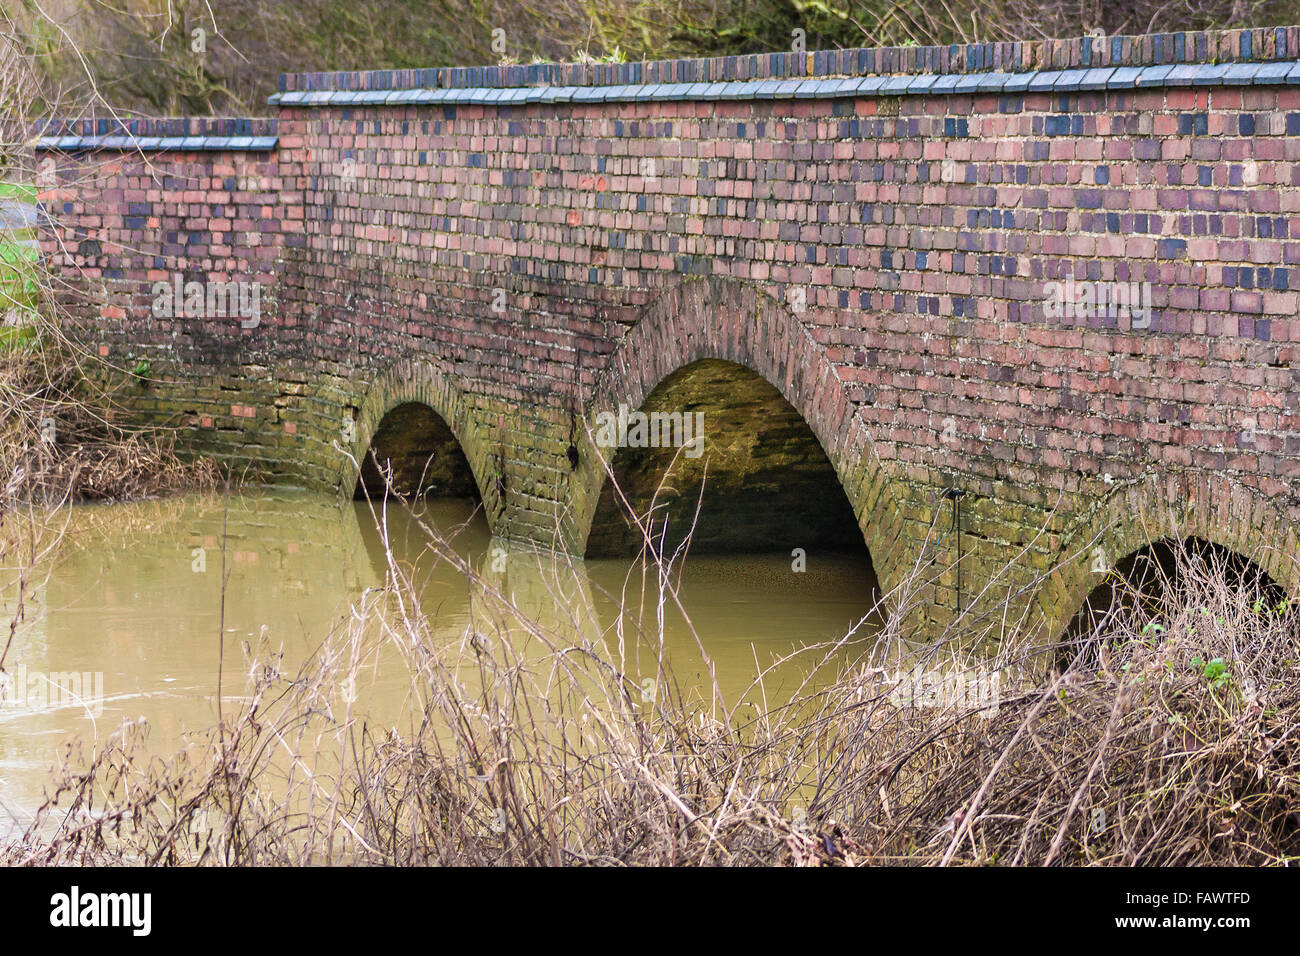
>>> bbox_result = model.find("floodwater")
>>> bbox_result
[0,489,878,827]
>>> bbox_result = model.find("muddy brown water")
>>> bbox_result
[0,489,878,828]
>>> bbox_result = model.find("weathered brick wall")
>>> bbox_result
[36,117,297,475]
[36,27,1300,642]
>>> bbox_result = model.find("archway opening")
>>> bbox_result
[1059,535,1286,669]
[354,402,480,503]
[584,359,873,572]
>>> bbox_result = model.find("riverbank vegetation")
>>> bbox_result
[3,11,216,505]
[3,490,1295,866]
[0,324,219,503]
[8,0,1297,114]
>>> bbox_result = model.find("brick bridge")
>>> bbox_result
[32,27,1300,642]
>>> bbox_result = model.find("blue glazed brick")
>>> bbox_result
[1254,62,1292,84]
[1053,69,1088,91]
[1192,63,1232,86]
[1044,115,1072,135]
[1107,66,1143,88]
[1079,68,1114,90]
[1224,62,1262,85]
[1136,65,1175,87]
[1027,71,1061,92]
[1003,71,1036,93]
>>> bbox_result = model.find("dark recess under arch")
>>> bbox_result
[1059,535,1286,668]
[354,401,480,501]
[584,358,870,568]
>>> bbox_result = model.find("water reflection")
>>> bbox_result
[0,490,878,824]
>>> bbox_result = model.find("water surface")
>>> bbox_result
[0,489,878,826]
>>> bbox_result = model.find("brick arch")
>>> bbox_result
[341,359,501,527]
[1039,471,1300,644]
[567,276,905,586]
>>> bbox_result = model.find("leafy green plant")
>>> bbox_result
[1191,655,1230,690]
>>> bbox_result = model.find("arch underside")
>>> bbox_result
[343,360,498,527]
[571,277,899,581]
[1044,473,1300,646]
[584,358,862,558]
[1061,534,1286,653]
[354,401,479,500]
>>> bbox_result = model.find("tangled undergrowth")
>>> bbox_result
[3,497,1295,867]
[0,327,219,505]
